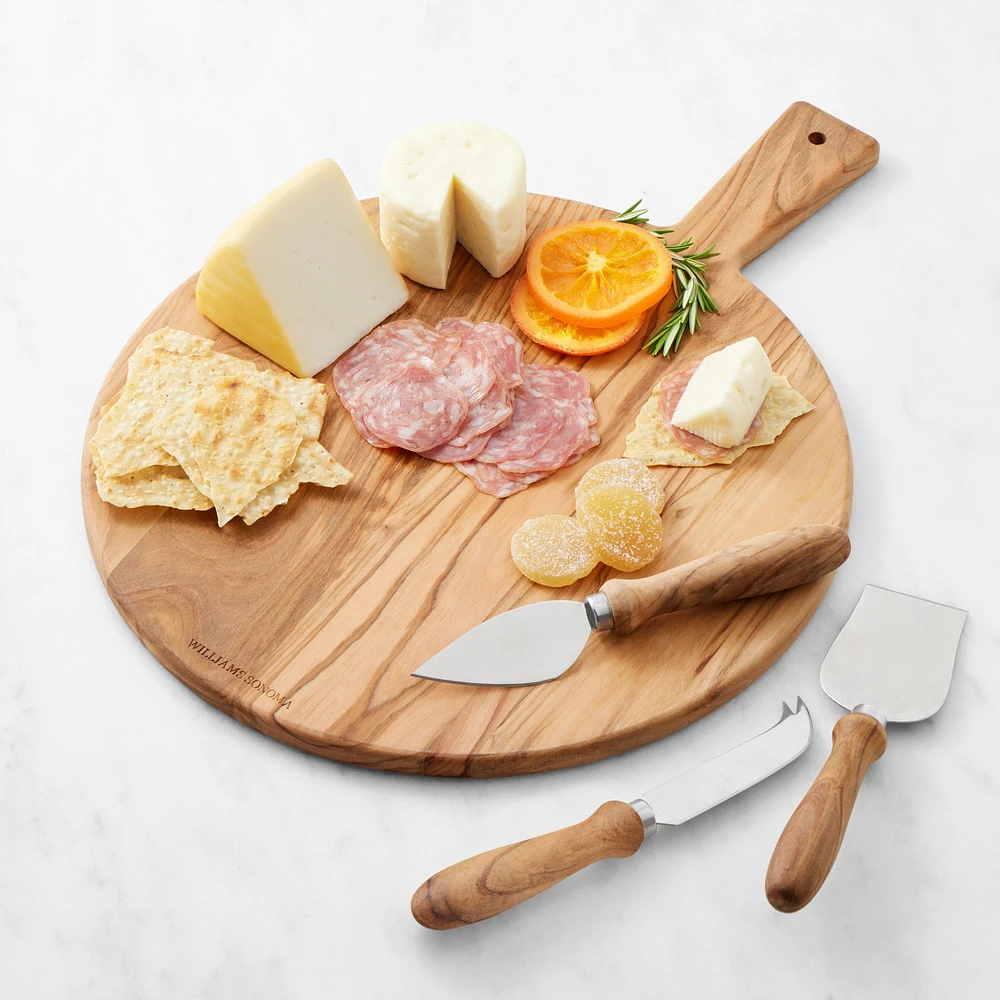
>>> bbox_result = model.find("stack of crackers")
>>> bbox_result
[89,328,352,526]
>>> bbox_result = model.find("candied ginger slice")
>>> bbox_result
[575,458,665,515]
[510,514,599,588]
[576,484,662,572]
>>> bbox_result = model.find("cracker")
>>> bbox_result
[98,390,123,419]
[89,328,217,476]
[240,440,353,525]
[191,376,303,526]
[624,373,814,467]
[95,464,214,510]
[255,368,328,441]
[130,327,215,365]
[149,350,243,494]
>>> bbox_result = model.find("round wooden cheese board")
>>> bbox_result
[82,103,877,777]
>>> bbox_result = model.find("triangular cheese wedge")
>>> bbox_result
[196,160,408,377]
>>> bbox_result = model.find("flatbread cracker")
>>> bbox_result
[89,329,216,476]
[94,464,214,511]
[148,350,243,495]
[191,376,303,526]
[624,373,814,467]
[254,368,328,440]
[240,440,352,526]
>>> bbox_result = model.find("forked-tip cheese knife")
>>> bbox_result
[411,698,812,929]
[765,585,968,912]
[413,524,850,686]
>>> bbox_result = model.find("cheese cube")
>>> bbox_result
[379,121,526,289]
[671,337,773,447]
[196,159,409,378]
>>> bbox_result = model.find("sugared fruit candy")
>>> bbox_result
[575,484,662,572]
[510,514,599,587]
[575,458,665,515]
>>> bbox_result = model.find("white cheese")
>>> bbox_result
[671,337,773,447]
[379,121,526,289]
[196,159,409,378]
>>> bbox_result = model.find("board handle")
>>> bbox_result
[765,710,887,912]
[411,800,645,930]
[681,102,879,269]
[599,523,849,635]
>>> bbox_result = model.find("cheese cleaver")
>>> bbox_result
[413,524,850,685]
[412,699,812,929]
[765,585,968,912]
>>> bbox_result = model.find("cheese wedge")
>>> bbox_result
[671,337,774,447]
[196,159,409,378]
[379,121,527,289]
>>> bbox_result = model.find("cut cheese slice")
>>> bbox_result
[196,159,409,377]
[379,121,526,289]
[670,337,774,448]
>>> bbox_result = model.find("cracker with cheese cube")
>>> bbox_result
[624,351,813,468]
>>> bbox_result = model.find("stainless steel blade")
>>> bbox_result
[636,699,812,828]
[412,601,593,686]
[820,585,968,723]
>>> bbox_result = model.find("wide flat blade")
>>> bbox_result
[640,699,812,827]
[412,601,593,686]
[820,585,968,723]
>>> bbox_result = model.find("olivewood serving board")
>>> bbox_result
[82,103,877,777]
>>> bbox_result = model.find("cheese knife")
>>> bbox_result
[413,524,850,685]
[765,585,968,912]
[411,698,812,929]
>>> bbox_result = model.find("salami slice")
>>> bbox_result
[455,320,524,388]
[453,460,536,499]
[361,357,468,452]
[476,390,564,465]
[372,319,463,368]
[567,425,601,465]
[577,395,598,426]
[443,338,496,407]
[435,317,476,338]
[520,364,591,402]
[333,339,404,409]
[658,362,763,459]
[449,379,513,446]
[497,398,594,475]
[418,429,493,463]
[333,319,462,409]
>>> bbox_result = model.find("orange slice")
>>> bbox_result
[510,277,646,355]
[525,219,672,328]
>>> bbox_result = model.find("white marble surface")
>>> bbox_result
[2,1,999,996]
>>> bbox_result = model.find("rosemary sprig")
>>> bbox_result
[614,199,720,357]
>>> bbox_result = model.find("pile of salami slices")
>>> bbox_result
[332,318,599,497]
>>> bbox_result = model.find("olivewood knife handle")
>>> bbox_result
[682,101,880,271]
[411,800,645,930]
[600,524,850,635]
[765,711,887,912]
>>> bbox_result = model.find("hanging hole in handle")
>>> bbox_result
[807,132,826,145]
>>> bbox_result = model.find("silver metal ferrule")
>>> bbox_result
[852,703,888,729]
[629,798,657,840]
[584,592,614,632]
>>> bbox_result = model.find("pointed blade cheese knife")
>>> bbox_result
[765,586,968,912]
[411,699,812,929]
[413,524,851,686]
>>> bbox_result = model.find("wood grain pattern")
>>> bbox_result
[81,102,877,777]
[765,711,887,912]
[411,800,645,929]
[601,524,850,633]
